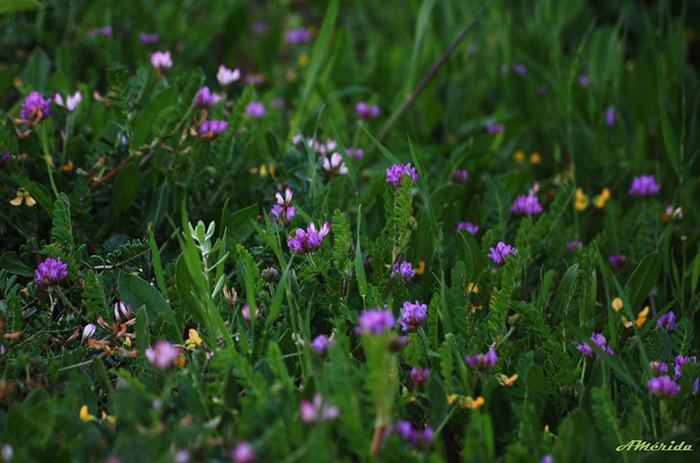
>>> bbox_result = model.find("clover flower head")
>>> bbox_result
[567,241,584,252]
[605,106,615,127]
[411,367,430,387]
[511,193,543,215]
[300,393,340,423]
[355,102,380,119]
[345,148,364,160]
[311,335,335,355]
[241,303,260,323]
[356,309,396,335]
[488,242,517,265]
[194,86,220,107]
[609,254,626,268]
[656,311,678,331]
[386,162,418,186]
[650,361,669,375]
[21,92,52,123]
[628,175,659,197]
[199,120,228,137]
[322,152,349,175]
[139,32,159,44]
[392,261,416,284]
[271,187,296,223]
[674,354,697,380]
[285,28,313,44]
[246,102,266,118]
[486,122,505,134]
[399,301,427,332]
[217,65,241,86]
[145,340,180,369]
[394,421,434,451]
[150,51,173,72]
[465,348,498,371]
[34,257,68,285]
[647,375,681,398]
[452,169,468,183]
[54,91,82,112]
[287,222,330,254]
[232,442,256,463]
[576,333,613,358]
[512,63,527,75]
[454,221,479,235]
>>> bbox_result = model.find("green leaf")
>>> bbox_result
[21,48,50,91]
[591,387,624,457]
[427,375,448,428]
[132,87,178,148]
[226,204,259,245]
[0,251,33,277]
[110,162,141,218]
[657,58,681,178]
[552,409,589,463]
[51,193,73,248]
[92,357,113,395]
[118,271,178,340]
[355,205,367,298]
[624,252,660,310]
[135,306,150,353]
[0,0,40,14]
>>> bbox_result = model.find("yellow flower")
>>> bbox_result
[79,405,95,422]
[621,317,633,329]
[470,305,482,312]
[498,373,518,387]
[62,160,74,172]
[593,188,611,209]
[513,150,525,164]
[100,411,117,426]
[286,69,297,82]
[612,298,623,311]
[460,396,484,410]
[574,188,589,211]
[298,54,310,67]
[185,329,203,351]
[529,152,542,165]
[174,353,186,368]
[123,337,132,348]
[415,261,426,276]
[446,394,458,405]
[636,306,650,328]
[9,188,36,207]
[467,283,478,294]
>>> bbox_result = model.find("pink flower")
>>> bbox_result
[150,51,172,73]
[217,65,241,87]
[54,91,83,112]
[322,152,349,175]
[145,341,180,370]
[232,442,256,463]
[114,301,132,323]
[300,394,339,423]
[271,187,296,223]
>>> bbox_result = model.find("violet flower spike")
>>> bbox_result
[511,193,543,216]
[34,257,68,285]
[322,152,349,175]
[650,361,669,375]
[488,242,517,266]
[356,309,395,335]
[647,375,681,398]
[311,334,335,355]
[345,148,364,160]
[54,91,83,112]
[232,442,256,463]
[150,51,173,73]
[21,92,52,123]
[386,162,418,186]
[486,122,505,134]
[605,106,615,127]
[355,102,380,119]
[392,261,416,284]
[579,74,589,87]
[628,175,660,197]
[287,222,330,254]
[0,151,10,167]
[454,221,479,235]
[217,65,241,87]
[246,102,266,118]
[285,28,313,44]
[465,348,498,371]
[271,187,296,223]
[139,33,159,44]
[452,169,468,183]
[399,301,427,332]
[199,120,228,138]
[411,367,430,387]
[567,241,584,251]
[194,86,219,107]
[145,340,180,370]
[576,333,613,359]
[299,393,340,423]
[609,254,626,268]
[656,311,678,331]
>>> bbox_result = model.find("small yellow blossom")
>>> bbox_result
[101,411,117,426]
[446,394,458,405]
[470,305,482,312]
[612,298,623,311]
[460,396,484,410]
[79,405,95,422]
[514,150,525,164]
[174,353,186,368]
[9,188,36,207]
[123,337,132,348]
[622,317,633,328]
[575,188,589,211]
[529,152,542,165]
[416,261,426,276]
[298,54,310,67]
[185,329,203,351]
[593,188,611,209]
[498,373,519,387]
[467,283,478,294]
[62,160,74,172]
[636,306,650,328]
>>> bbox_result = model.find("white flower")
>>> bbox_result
[217,65,241,86]
[54,91,83,112]
[82,323,96,340]
[322,152,348,175]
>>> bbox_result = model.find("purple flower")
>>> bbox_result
[567,241,584,251]
[391,261,416,284]
[356,309,396,335]
[647,375,681,398]
[486,123,505,134]
[465,348,498,371]
[609,254,626,268]
[311,335,335,355]
[150,51,173,73]
[34,257,68,285]
[399,301,427,332]
[21,92,52,123]
[576,333,613,358]
[488,242,517,266]
[82,324,96,340]
[245,74,264,85]
[386,163,418,186]
[605,106,615,127]
[145,340,181,370]
[322,152,349,175]
[300,393,339,422]
[285,28,313,44]
[252,21,268,34]
[394,421,433,451]
[512,63,527,75]
[261,267,279,280]
[246,102,266,118]
[232,442,256,463]
[454,222,479,235]
[241,303,260,323]
[0,151,11,167]
[271,187,296,223]
[139,33,159,44]
[199,120,228,138]
[217,65,241,87]
[194,87,220,107]
[656,311,678,331]
[114,301,132,323]
[355,102,380,119]
[345,148,363,160]
[579,74,589,87]
[511,193,543,216]
[411,367,430,387]
[650,361,669,375]
[540,456,553,463]
[54,91,82,112]
[287,222,330,254]
[452,169,468,183]
[674,354,697,380]
[628,175,660,197]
